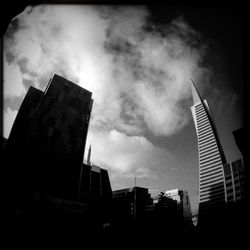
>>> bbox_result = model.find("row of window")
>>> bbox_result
[197,119,210,129]
[195,104,203,112]
[200,173,223,186]
[200,177,224,189]
[196,115,208,126]
[200,143,218,156]
[200,167,222,179]
[197,122,211,133]
[200,147,219,160]
[198,133,215,146]
[200,172,223,183]
[200,183,224,196]
[199,148,219,162]
[200,158,222,170]
[199,140,217,152]
[198,127,213,138]
[225,175,233,181]
[199,194,225,206]
[195,108,208,120]
[199,136,216,147]
[200,153,220,165]
[200,166,223,180]
[200,190,225,202]
[198,129,214,141]
[200,185,225,197]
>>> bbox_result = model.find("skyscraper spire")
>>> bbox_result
[87,144,91,165]
[190,79,202,105]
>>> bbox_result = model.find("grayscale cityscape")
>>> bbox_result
[2,2,248,248]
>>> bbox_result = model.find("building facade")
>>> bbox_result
[152,192,178,217]
[165,189,193,226]
[232,127,248,199]
[79,163,113,203]
[5,74,93,201]
[224,158,245,203]
[79,145,112,203]
[190,82,227,217]
[112,187,153,219]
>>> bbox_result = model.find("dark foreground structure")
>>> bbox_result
[2,75,248,247]
[2,75,111,243]
[4,74,93,200]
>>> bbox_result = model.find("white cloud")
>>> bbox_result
[3,57,26,96]
[3,5,210,178]
[4,5,209,136]
[86,128,173,178]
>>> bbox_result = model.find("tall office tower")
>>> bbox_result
[224,158,245,203]
[190,81,227,219]
[5,74,93,201]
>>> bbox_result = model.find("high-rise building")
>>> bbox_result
[5,74,93,201]
[224,158,245,203]
[190,81,227,217]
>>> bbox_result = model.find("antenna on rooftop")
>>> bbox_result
[87,144,91,165]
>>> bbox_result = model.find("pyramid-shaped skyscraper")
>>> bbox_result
[190,81,227,219]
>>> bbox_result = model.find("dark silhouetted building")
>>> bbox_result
[79,145,112,204]
[151,191,193,238]
[233,127,249,200]
[165,189,193,227]
[153,192,178,211]
[233,127,245,156]
[79,163,112,203]
[5,74,93,201]
[2,136,7,152]
[112,186,153,219]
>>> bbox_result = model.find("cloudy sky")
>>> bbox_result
[3,4,244,214]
